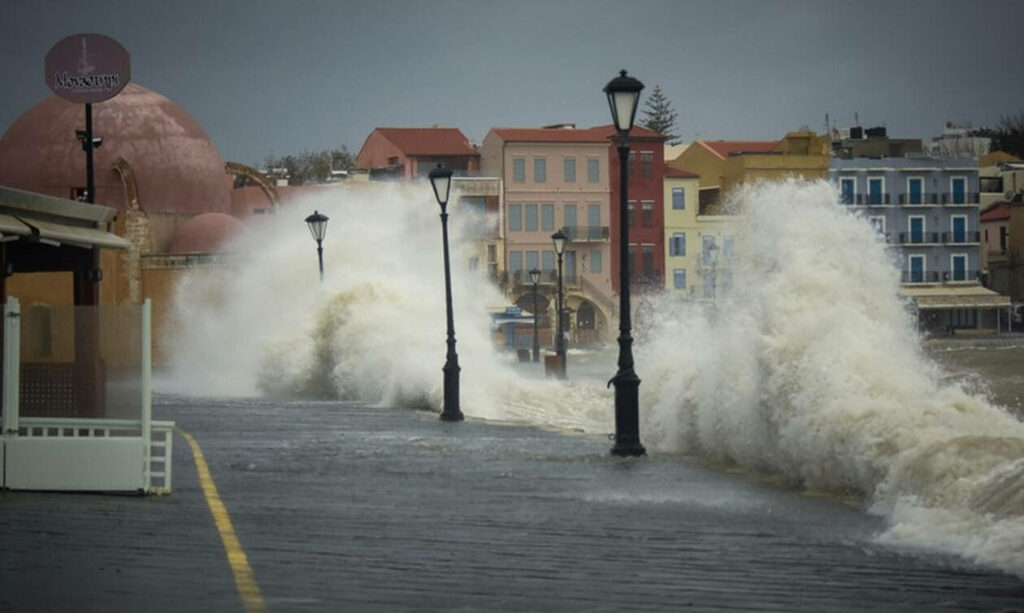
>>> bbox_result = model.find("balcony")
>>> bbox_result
[901,271,939,283]
[898,193,939,206]
[900,270,980,284]
[941,231,980,244]
[853,193,891,206]
[563,225,610,242]
[940,192,979,205]
[898,232,940,245]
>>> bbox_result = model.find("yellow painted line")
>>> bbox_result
[176,426,267,613]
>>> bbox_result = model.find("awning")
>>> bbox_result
[0,213,130,250]
[900,285,1012,310]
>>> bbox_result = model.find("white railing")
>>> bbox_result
[15,417,175,494]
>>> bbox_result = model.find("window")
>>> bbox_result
[641,201,653,227]
[907,254,925,283]
[587,158,599,183]
[951,176,967,204]
[564,204,577,232]
[907,177,923,205]
[642,246,655,277]
[627,151,636,178]
[702,235,717,262]
[672,187,685,210]
[513,158,525,183]
[868,177,884,205]
[908,216,925,243]
[509,251,523,272]
[628,245,636,276]
[590,248,602,273]
[840,177,855,204]
[542,250,555,272]
[868,216,886,236]
[525,250,539,272]
[722,235,734,257]
[627,201,636,228]
[703,272,716,300]
[541,204,554,230]
[524,204,538,231]
[587,204,601,239]
[951,215,967,243]
[508,204,522,231]
[669,232,686,257]
[673,269,686,290]
[534,158,546,183]
[640,151,653,179]
[950,253,968,281]
[564,158,576,183]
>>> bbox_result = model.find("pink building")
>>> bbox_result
[355,127,479,180]
[479,126,616,344]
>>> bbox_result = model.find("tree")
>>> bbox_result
[261,146,354,185]
[992,111,1024,159]
[639,85,681,145]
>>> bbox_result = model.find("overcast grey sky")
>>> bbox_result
[2,0,1022,165]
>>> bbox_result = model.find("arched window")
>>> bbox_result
[577,301,596,330]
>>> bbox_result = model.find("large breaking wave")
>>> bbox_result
[162,179,1024,576]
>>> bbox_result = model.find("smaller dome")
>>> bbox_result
[169,213,244,254]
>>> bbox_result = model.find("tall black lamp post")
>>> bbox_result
[604,69,646,457]
[529,268,541,362]
[551,229,568,378]
[305,210,329,282]
[429,164,464,422]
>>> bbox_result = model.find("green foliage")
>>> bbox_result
[639,85,681,145]
[992,111,1024,159]
[261,146,354,185]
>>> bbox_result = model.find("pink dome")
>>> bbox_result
[169,213,244,254]
[0,83,231,215]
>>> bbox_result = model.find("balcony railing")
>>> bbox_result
[901,270,980,284]
[901,271,939,283]
[898,232,940,245]
[941,231,980,244]
[940,192,979,205]
[898,193,939,205]
[852,193,891,206]
[563,225,610,242]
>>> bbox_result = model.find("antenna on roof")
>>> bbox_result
[824,113,829,135]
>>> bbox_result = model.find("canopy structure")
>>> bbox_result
[900,285,1011,310]
[0,185,129,252]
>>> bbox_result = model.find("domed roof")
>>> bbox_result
[0,83,231,215]
[168,212,244,254]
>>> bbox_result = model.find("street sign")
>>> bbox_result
[44,33,130,104]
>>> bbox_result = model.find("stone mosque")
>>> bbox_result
[0,83,280,362]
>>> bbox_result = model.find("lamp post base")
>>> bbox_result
[439,360,464,422]
[610,367,645,457]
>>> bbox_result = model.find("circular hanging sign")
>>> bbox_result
[44,33,130,104]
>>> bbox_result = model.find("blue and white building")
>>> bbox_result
[830,156,1012,334]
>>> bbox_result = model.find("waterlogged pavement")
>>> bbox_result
[2,395,1023,612]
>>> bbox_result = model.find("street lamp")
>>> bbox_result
[551,229,568,378]
[304,210,329,282]
[604,69,646,457]
[429,164,464,422]
[529,268,541,362]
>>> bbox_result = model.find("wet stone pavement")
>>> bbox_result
[2,394,1023,612]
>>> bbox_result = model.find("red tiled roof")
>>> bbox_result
[698,140,779,159]
[589,124,666,141]
[489,127,609,143]
[375,128,476,156]
[980,203,1011,222]
[664,165,698,179]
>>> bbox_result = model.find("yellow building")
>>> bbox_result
[667,130,830,212]
[663,166,741,300]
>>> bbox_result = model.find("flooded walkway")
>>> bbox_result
[2,395,1023,612]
